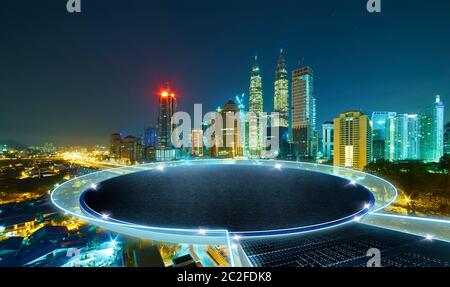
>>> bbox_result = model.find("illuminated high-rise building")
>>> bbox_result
[371,111,396,161]
[249,56,264,157]
[333,111,372,171]
[291,66,317,158]
[321,121,334,160]
[419,95,445,162]
[191,129,204,157]
[157,87,177,161]
[385,114,419,161]
[407,114,420,159]
[157,89,177,148]
[213,99,244,158]
[273,49,289,127]
[235,93,249,158]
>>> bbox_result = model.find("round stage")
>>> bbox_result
[51,160,397,245]
[81,164,374,235]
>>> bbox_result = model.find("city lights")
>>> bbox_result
[2,0,449,271]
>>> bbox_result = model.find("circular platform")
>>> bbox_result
[51,160,397,244]
[81,163,374,236]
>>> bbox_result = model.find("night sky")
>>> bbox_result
[1,0,449,146]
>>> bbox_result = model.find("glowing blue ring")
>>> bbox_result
[51,159,397,244]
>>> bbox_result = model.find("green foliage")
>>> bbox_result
[365,158,449,199]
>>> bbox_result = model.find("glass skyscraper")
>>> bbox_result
[371,111,396,161]
[157,89,177,161]
[385,114,419,161]
[321,121,334,160]
[273,49,289,128]
[249,56,264,158]
[144,126,158,147]
[291,66,317,158]
[419,95,445,162]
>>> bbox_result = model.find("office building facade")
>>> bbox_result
[333,111,372,171]
[291,66,317,158]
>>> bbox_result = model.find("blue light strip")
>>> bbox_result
[51,159,397,245]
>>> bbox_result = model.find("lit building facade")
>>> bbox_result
[321,121,334,160]
[419,95,445,162]
[144,126,158,147]
[273,49,289,128]
[235,93,249,158]
[249,56,264,158]
[157,88,177,161]
[191,129,204,157]
[291,66,317,158]
[218,99,244,158]
[109,133,143,164]
[371,111,396,161]
[333,111,372,171]
[157,90,177,149]
[121,135,141,164]
[385,114,419,161]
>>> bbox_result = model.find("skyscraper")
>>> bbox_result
[157,89,177,149]
[321,121,334,160]
[273,49,289,128]
[333,111,372,171]
[157,88,177,161]
[407,114,419,160]
[291,66,317,158]
[249,56,263,157]
[213,99,244,158]
[371,111,396,161]
[385,114,419,161]
[419,95,445,162]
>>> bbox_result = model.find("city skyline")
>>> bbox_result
[1,0,450,146]
[2,0,450,271]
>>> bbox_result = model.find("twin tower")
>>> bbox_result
[249,50,317,158]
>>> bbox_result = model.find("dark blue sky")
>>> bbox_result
[1,0,449,146]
